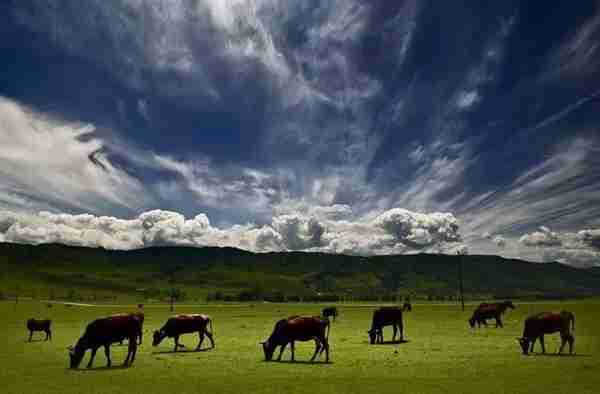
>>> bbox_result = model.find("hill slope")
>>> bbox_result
[0,242,599,301]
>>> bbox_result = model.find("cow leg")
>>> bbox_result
[290,341,295,362]
[558,336,566,355]
[310,339,321,362]
[530,337,536,353]
[28,331,33,342]
[87,347,98,368]
[47,329,52,341]
[277,342,287,361]
[173,336,180,352]
[392,325,397,342]
[399,322,404,341]
[568,335,574,354]
[539,335,546,354]
[378,329,384,344]
[104,345,112,367]
[205,330,215,348]
[323,339,329,363]
[127,339,137,366]
[197,331,205,350]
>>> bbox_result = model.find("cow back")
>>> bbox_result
[27,319,51,331]
[163,314,209,336]
[523,312,569,337]
[81,314,140,346]
[271,316,328,343]
[372,307,402,328]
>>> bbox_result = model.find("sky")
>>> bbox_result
[1,1,600,267]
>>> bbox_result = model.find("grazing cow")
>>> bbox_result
[469,301,515,328]
[152,314,214,352]
[322,306,338,322]
[518,311,575,355]
[261,316,330,362]
[119,312,145,345]
[26,319,52,342]
[68,314,141,368]
[368,307,404,344]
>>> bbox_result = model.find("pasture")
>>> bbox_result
[1,300,599,394]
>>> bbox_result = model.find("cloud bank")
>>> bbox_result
[0,207,464,256]
[518,226,600,268]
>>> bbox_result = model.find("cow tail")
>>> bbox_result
[571,314,575,332]
[209,317,215,337]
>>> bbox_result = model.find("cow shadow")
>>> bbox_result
[24,339,50,343]
[68,365,131,372]
[366,339,410,345]
[152,348,213,355]
[529,353,590,358]
[264,360,333,365]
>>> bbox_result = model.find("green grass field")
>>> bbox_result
[2,300,599,394]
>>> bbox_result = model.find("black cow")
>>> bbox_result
[322,307,338,322]
[518,311,575,355]
[68,314,141,368]
[152,314,214,352]
[469,301,515,328]
[261,316,330,362]
[26,319,52,342]
[368,307,404,344]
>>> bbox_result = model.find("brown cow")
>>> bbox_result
[469,301,515,328]
[261,316,330,362]
[26,319,52,342]
[119,312,144,345]
[68,314,141,368]
[368,307,404,344]
[152,314,214,352]
[518,311,575,355]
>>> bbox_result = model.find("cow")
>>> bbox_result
[368,307,404,344]
[152,314,214,352]
[322,306,338,322]
[119,312,144,345]
[26,319,52,342]
[518,311,575,355]
[469,301,515,328]
[68,314,141,368]
[260,316,330,362]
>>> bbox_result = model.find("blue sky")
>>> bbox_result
[1,1,599,266]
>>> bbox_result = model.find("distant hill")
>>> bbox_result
[0,242,599,301]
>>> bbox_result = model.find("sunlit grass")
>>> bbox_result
[1,300,599,394]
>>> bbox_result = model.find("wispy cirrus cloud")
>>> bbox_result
[0,97,153,215]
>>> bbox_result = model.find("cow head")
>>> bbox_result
[68,345,85,369]
[505,301,515,309]
[517,337,529,355]
[152,330,166,346]
[260,340,276,361]
[468,316,476,328]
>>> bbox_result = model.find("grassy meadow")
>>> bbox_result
[1,300,599,394]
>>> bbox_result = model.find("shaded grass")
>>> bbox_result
[1,301,600,394]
